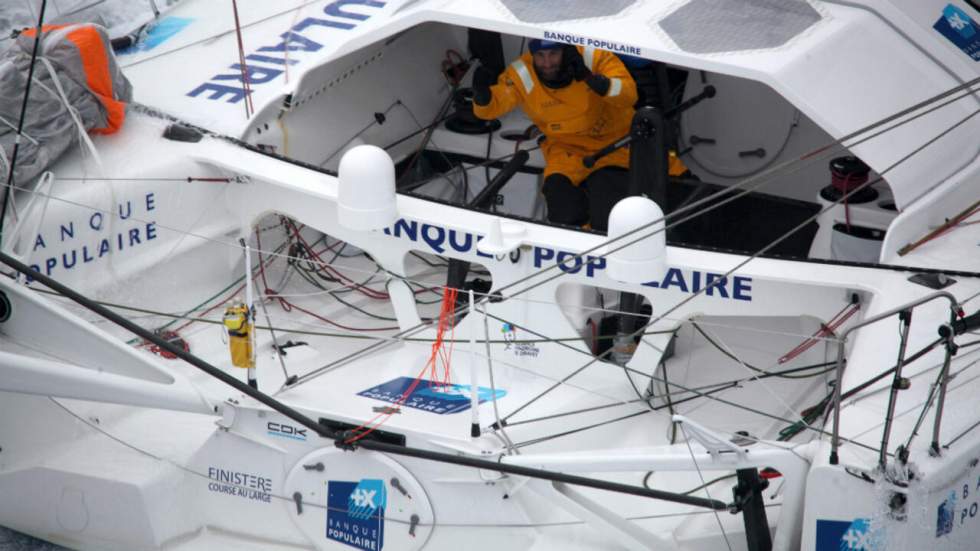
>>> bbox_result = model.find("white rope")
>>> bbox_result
[36,57,103,171]
[679,424,735,551]
[481,300,517,454]
[693,320,812,428]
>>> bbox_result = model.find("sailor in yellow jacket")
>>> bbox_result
[472,39,637,228]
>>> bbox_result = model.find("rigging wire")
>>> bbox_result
[47,395,753,530]
[0,0,47,251]
[229,0,254,119]
[5,92,972,326]
[51,49,975,299]
[2,164,958,344]
[680,423,735,551]
[118,0,328,69]
[693,321,820,435]
[4,59,979,456]
[504,353,838,448]
[1,173,963,352]
[342,287,458,444]
[482,78,980,304]
[319,100,402,167]
[10,204,941,447]
[481,300,517,454]
[10,5,980,527]
[690,321,842,380]
[494,104,980,431]
[841,354,980,451]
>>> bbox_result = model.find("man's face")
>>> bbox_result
[532,48,563,81]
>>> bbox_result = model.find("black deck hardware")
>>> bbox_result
[731,468,772,551]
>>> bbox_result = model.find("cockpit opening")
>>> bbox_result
[258,22,898,265]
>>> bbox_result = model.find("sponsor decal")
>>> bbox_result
[117,17,193,55]
[501,322,540,358]
[267,421,308,441]
[327,479,386,550]
[937,490,956,537]
[385,218,753,301]
[543,30,643,57]
[25,193,158,283]
[936,474,980,535]
[188,0,387,103]
[358,377,507,415]
[206,466,272,503]
[934,4,980,61]
[815,518,876,550]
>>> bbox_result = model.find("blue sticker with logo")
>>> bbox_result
[118,17,193,55]
[327,479,386,550]
[934,4,980,61]
[937,490,957,537]
[815,518,877,550]
[358,377,507,415]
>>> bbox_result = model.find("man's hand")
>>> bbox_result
[472,65,496,106]
[565,47,610,96]
[585,74,611,96]
[564,47,591,82]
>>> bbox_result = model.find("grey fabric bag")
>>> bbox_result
[0,23,132,187]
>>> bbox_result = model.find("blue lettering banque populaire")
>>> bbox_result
[385,218,753,301]
[327,479,386,551]
[188,1,388,102]
[358,377,507,415]
[26,192,158,283]
[934,4,980,61]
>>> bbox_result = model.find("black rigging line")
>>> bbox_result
[0,251,727,512]
[0,0,48,250]
[501,359,838,430]
[311,81,980,417]
[115,49,980,438]
[487,76,980,303]
[503,100,980,306]
[498,103,980,429]
[690,321,838,380]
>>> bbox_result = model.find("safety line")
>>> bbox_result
[494,106,980,426]
[0,0,48,251]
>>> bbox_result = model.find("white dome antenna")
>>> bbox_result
[337,145,398,231]
[605,196,667,284]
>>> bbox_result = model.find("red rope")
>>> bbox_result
[909,205,980,249]
[831,171,863,231]
[344,287,457,444]
[230,0,254,118]
[778,303,861,364]
[284,220,388,299]
[429,288,457,387]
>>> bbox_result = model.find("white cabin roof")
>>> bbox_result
[121,0,980,210]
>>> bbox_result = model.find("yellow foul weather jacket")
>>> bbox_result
[473,46,637,185]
